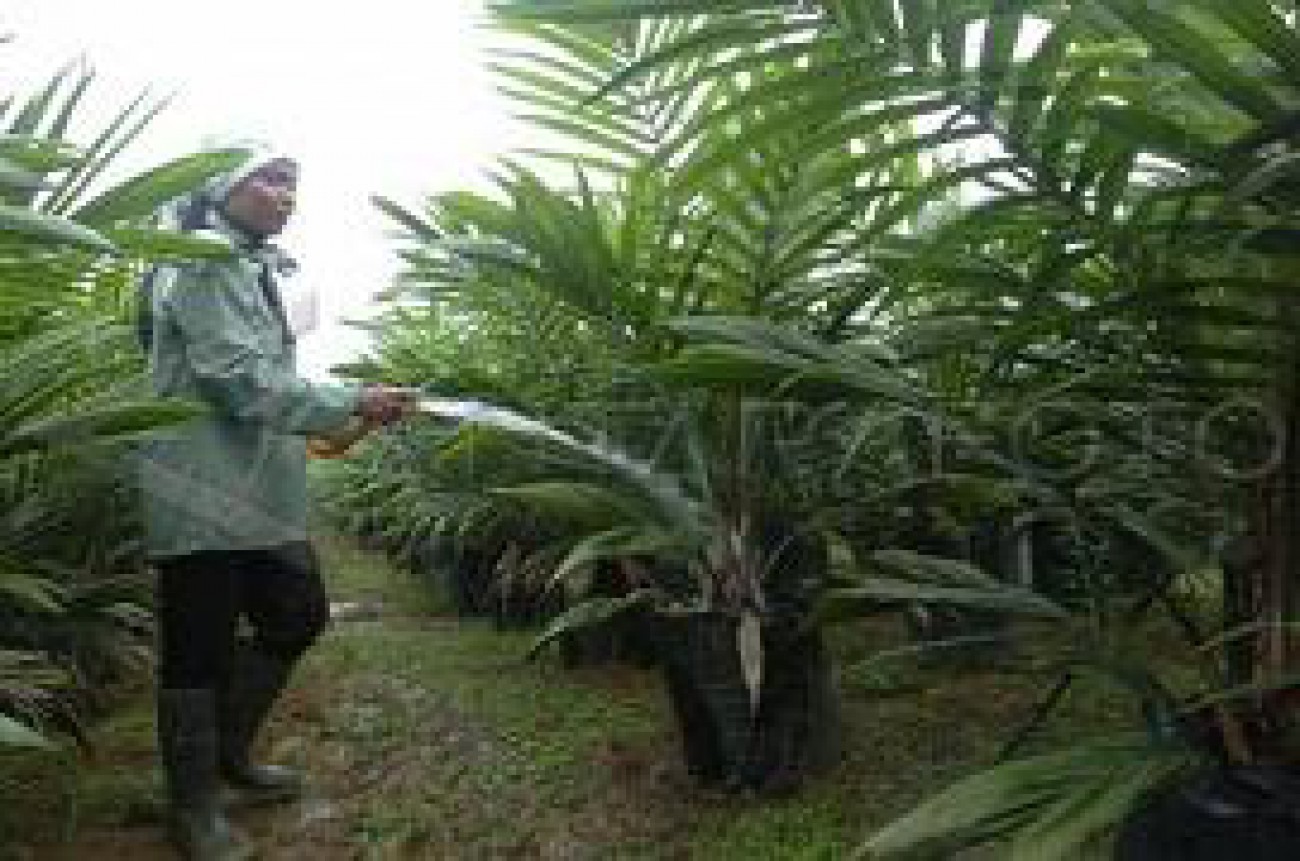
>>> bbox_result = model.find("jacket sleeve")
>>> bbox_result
[163,259,360,436]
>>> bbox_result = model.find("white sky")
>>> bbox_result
[2,0,522,379]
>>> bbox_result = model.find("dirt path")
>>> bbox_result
[24,616,701,860]
[4,540,698,860]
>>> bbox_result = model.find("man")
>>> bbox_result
[138,151,410,860]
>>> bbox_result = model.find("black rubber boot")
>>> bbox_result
[217,646,304,806]
[157,688,255,861]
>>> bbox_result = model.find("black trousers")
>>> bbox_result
[154,542,331,689]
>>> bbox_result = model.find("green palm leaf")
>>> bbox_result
[863,733,1202,860]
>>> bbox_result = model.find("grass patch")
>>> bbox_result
[313,530,447,616]
[0,693,161,855]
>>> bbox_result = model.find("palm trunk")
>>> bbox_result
[1255,394,1300,684]
[1218,301,1300,766]
[1255,297,1300,684]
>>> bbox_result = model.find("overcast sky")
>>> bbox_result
[2,0,520,378]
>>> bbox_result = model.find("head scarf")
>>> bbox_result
[207,151,297,211]
[138,149,299,351]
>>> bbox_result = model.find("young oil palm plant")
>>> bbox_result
[0,53,245,749]
[349,4,1090,788]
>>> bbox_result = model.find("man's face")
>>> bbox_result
[222,159,298,237]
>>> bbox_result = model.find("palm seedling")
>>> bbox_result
[0,51,249,749]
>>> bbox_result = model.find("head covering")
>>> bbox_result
[139,149,298,351]
[157,148,298,249]
[206,150,297,216]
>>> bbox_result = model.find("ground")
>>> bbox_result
[0,536,1135,860]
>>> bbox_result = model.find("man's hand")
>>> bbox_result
[356,384,416,426]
